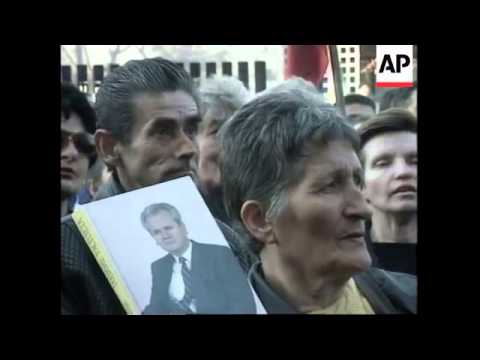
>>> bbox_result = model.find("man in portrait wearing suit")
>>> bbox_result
[141,202,256,315]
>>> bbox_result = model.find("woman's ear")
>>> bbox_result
[240,200,275,246]
[95,129,120,168]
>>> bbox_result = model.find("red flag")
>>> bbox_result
[284,45,330,86]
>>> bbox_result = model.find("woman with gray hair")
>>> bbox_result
[219,82,416,314]
[197,76,252,224]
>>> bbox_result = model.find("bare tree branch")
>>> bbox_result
[135,45,148,58]
[109,45,132,64]
[83,46,93,71]
[152,45,172,58]
[109,45,120,57]
[61,46,77,66]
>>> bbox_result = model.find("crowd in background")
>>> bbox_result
[61,56,417,315]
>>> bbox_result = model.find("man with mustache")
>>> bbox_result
[61,57,252,314]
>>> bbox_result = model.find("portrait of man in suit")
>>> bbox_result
[140,202,256,315]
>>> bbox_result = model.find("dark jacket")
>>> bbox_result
[367,221,417,275]
[143,240,256,314]
[200,187,231,227]
[61,176,256,315]
[249,262,417,314]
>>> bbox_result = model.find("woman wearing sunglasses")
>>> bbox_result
[61,83,97,217]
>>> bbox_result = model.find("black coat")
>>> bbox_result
[143,240,256,314]
[367,221,417,275]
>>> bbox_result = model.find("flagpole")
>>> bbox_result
[329,45,346,116]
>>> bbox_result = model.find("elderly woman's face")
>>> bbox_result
[196,108,224,195]
[272,140,371,281]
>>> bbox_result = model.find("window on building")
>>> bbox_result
[350,67,355,73]
[350,47,355,53]
[350,87,355,93]
[350,77,355,82]
[341,58,346,63]
[341,48,346,53]
[350,57,355,63]
[342,68,346,74]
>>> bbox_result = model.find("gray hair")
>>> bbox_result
[198,75,251,124]
[95,57,200,143]
[140,203,184,231]
[257,76,325,102]
[219,85,360,255]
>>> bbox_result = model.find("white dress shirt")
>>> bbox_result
[168,242,196,312]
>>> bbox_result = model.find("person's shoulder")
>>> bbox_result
[151,254,172,269]
[61,214,85,263]
[367,267,417,300]
[193,240,229,252]
[192,241,234,259]
[61,213,76,229]
[61,213,91,249]
[369,267,416,284]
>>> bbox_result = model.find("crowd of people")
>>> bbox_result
[61,56,417,315]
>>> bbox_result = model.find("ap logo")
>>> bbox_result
[376,45,414,88]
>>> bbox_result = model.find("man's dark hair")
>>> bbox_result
[61,83,96,134]
[344,94,376,112]
[95,57,200,143]
[379,84,417,112]
[357,108,417,150]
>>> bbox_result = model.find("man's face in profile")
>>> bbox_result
[145,211,190,256]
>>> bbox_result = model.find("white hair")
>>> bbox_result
[199,75,252,113]
[256,76,325,103]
